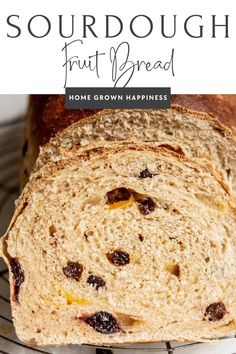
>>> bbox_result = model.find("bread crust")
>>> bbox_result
[21,95,236,187]
[172,95,236,130]
[46,104,236,148]
[29,95,236,146]
[28,95,100,145]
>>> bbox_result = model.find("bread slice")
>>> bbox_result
[20,95,99,188]
[33,106,236,198]
[1,142,236,346]
[20,96,236,194]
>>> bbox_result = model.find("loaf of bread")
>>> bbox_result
[20,95,236,196]
[1,95,236,346]
[1,142,236,345]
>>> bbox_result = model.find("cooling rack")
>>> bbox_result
[0,115,236,354]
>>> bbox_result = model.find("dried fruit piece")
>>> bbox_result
[217,200,228,212]
[139,168,153,179]
[63,261,83,282]
[87,275,106,290]
[204,302,226,321]
[49,224,57,236]
[107,250,130,266]
[136,197,156,215]
[65,293,90,305]
[9,258,25,303]
[138,234,144,242]
[108,194,135,210]
[85,311,121,334]
[116,313,143,326]
[107,188,131,204]
[165,264,180,277]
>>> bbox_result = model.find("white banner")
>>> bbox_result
[0,0,235,93]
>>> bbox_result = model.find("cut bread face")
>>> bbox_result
[34,107,236,196]
[1,143,236,346]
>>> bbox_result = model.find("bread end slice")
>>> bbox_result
[2,142,236,345]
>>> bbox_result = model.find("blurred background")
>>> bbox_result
[0,95,28,236]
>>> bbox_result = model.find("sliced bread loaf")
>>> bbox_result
[20,95,236,197]
[2,142,236,345]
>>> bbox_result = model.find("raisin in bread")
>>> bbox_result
[20,95,236,197]
[1,142,236,346]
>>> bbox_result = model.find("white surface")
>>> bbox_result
[0,1,235,93]
[0,95,235,353]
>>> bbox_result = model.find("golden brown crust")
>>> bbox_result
[27,94,236,146]
[20,95,100,187]
[30,95,100,145]
[21,94,236,190]
[172,95,236,130]
[30,94,236,148]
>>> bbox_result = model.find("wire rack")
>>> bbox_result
[0,116,236,354]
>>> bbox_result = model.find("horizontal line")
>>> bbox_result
[0,294,10,303]
[86,344,174,351]
[87,335,236,351]
[0,349,13,354]
[173,336,236,349]
[0,314,12,323]
[0,116,24,128]
[0,269,8,276]
[0,334,51,354]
